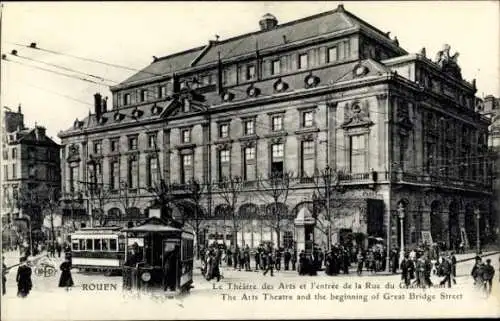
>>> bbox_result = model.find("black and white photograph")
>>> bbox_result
[0,1,499,320]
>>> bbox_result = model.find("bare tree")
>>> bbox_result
[217,175,244,247]
[311,166,346,251]
[35,184,61,246]
[258,170,295,248]
[90,184,113,226]
[181,179,207,258]
[117,179,141,219]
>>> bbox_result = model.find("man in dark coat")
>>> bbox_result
[356,251,364,276]
[471,256,484,289]
[244,246,251,271]
[450,252,457,284]
[56,243,62,258]
[291,249,297,271]
[400,254,414,287]
[2,256,7,295]
[58,257,74,288]
[254,248,260,271]
[391,248,399,274]
[16,257,32,297]
[233,247,240,271]
[275,248,282,271]
[439,256,452,288]
[284,249,291,271]
[482,259,495,296]
[298,250,307,275]
[263,250,274,277]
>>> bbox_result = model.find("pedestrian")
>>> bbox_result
[482,259,495,296]
[263,250,274,277]
[254,248,260,271]
[56,243,62,258]
[291,249,297,272]
[244,246,251,271]
[233,246,239,271]
[2,256,7,296]
[16,257,32,298]
[450,252,457,284]
[391,248,399,274]
[275,248,282,271]
[471,256,484,289]
[58,257,74,289]
[284,249,291,271]
[439,256,452,288]
[356,251,364,276]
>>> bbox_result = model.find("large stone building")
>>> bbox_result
[478,95,500,243]
[1,106,61,242]
[58,5,493,251]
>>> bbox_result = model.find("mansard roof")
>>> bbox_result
[12,128,59,147]
[116,5,405,88]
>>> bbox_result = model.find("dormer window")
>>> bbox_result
[132,108,143,119]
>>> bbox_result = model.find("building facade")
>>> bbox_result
[58,5,493,251]
[478,95,500,244]
[1,105,61,243]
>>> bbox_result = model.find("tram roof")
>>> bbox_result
[122,217,182,233]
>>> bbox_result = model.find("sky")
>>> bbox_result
[1,1,499,143]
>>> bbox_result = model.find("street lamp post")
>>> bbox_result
[397,203,405,265]
[474,208,481,254]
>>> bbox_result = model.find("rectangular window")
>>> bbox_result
[110,139,119,152]
[102,239,109,251]
[128,158,138,189]
[79,239,86,251]
[110,161,119,190]
[219,124,229,138]
[349,135,366,173]
[109,239,117,251]
[181,154,193,184]
[301,141,315,178]
[70,166,79,192]
[148,134,157,148]
[11,164,16,179]
[123,93,131,106]
[218,150,230,181]
[148,157,158,187]
[302,111,314,127]
[181,129,191,143]
[271,60,281,75]
[128,137,138,150]
[93,239,102,251]
[140,89,147,102]
[271,143,284,177]
[246,65,256,81]
[93,141,102,154]
[3,165,8,180]
[244,147,256,181]
[328,47,338,63]
[272,115,283,131]
[220,150,230,163]
[272,144,284,158]
[2,150,8,160]
[222,69,229,85]
[12,148,17,159]
[298,53,308,69]
[244,120,255,135]
[86,239,93,251]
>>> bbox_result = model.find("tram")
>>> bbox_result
[122,216,194,294]
[70,226,126,275]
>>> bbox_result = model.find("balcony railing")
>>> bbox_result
[392,169,492,192]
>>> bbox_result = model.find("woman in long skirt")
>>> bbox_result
[58,258,74,288]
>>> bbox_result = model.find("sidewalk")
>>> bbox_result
[455,250,500,263]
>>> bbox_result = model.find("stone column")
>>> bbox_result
[441,210,450,248]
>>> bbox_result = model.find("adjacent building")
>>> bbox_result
[58,5,494,251]
[1,105,61,243]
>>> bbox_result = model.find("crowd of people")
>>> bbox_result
[1,241,75,298]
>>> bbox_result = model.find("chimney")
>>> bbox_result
[35,126,46,140]
[102,97,108,113]
[94,93,102,118]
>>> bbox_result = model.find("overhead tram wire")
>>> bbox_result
[9,50,117,83]
[7,41,170,79]
[2,55,113,86]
